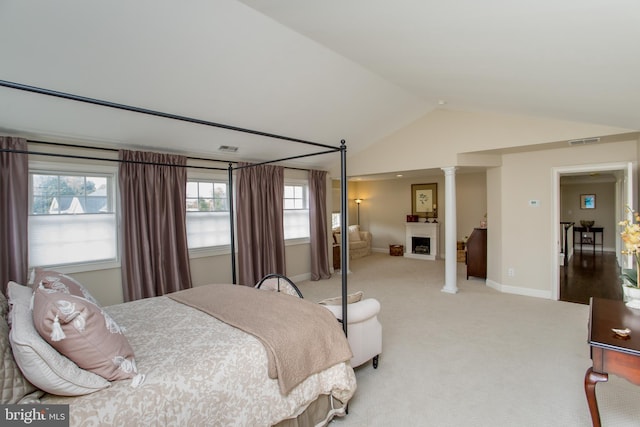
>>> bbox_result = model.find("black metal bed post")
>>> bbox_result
[228,163,237,284]
[340,140,348,336]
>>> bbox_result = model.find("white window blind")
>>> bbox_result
[186,180,230,249]
[283,183,309,240]
[28,170,117,267]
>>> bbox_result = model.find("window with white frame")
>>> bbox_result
[28,165,118,267]
[331,212,341,230]
[185,179,231,249]
[283,183,310,240]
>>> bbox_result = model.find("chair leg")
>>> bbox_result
[373,355,379,369]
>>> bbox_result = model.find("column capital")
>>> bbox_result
[441,166,457,175]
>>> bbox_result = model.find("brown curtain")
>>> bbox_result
[309,170,331,280]
[0,137,29,293]
[119,150,192,301]
[236,162,285,286]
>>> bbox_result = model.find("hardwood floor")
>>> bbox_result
[559,249,623,305]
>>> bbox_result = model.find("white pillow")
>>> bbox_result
[7,282,110,396]
[348,225,361,242]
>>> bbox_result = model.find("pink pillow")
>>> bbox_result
[32,287,139,382]
[30,269,100,306]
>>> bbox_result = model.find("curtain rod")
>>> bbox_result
[28,139,231,169]
[26,139,325,172]
[1,147,227,171]
[0,79,339,151]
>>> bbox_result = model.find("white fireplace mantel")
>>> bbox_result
[405,222,439,261]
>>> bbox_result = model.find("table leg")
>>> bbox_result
[584,367,608,427]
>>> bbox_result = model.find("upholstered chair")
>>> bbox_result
[333,225,372,260]
[320,292,382,368]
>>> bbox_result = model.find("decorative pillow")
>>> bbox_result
[319,291,364,306]
[6,282,110,396]
[30,269,100,306]
[348,225,361,242]
[1,300,38,404]
[32,286,139,382]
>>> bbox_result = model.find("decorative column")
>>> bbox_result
[441,167,458,294]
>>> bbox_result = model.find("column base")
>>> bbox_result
[441,286,459,294]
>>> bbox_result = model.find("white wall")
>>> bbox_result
[344,171,486,257]
[344,108,634,178]
[489,140,637,298]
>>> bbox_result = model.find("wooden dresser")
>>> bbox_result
[466,228,487,279]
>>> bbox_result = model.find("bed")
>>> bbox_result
[4,279,356,427]
[1,80,356,426]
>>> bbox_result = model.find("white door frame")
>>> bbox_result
[551,161,636,301]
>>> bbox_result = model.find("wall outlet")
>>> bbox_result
[507,268,515,277]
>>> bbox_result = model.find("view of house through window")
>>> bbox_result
[28,171,117,267]
[27,169,313,267]
[185,180,231,249]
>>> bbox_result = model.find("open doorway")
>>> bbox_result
[551,162,636,302]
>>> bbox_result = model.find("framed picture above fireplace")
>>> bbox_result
[411,183,438,218]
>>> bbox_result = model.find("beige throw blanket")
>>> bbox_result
[169,284,352,395]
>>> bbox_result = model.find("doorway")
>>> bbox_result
[551,162,636,302]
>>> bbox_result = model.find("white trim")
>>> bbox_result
[289,272,311,283]
[28,160,120,269]
[29,160,117,174]
[551,161,635,301]
[486,279,553,299]
[38,260,121,275]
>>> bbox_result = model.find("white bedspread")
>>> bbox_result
[41,295,357,426]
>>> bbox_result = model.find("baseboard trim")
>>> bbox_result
[486,279,553,300]
[290,272,311,283]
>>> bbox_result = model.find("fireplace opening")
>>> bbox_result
[412,237,430,255]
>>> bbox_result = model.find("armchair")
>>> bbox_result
[320,292,382,368]
[333,225,372,260]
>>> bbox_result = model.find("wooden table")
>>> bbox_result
[574,227,604,253]
[585,297,640,426]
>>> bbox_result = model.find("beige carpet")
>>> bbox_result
[297,253,640,427]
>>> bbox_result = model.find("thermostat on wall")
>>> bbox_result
[529,200,540,207]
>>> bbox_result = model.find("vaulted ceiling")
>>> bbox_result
[1,1,638,171]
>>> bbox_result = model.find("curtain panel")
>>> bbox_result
[0,137,29,293]
[119,150,192,301]
[236,162,285,286]
[309,170,330,280]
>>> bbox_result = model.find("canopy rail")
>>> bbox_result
[0,79,338,151]
[0,79,349,334]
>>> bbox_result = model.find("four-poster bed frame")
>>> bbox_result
[0,79,351,333]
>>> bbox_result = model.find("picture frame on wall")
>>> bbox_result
[580,194,596,209]
[411,183,438,218]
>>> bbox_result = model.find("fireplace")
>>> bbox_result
[412,237,430,255]
[405,222,439,260]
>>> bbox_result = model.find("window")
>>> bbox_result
[185,179,230,249]
[283,183,309,240]
[29,167,118,267]
[332,212,341,230]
